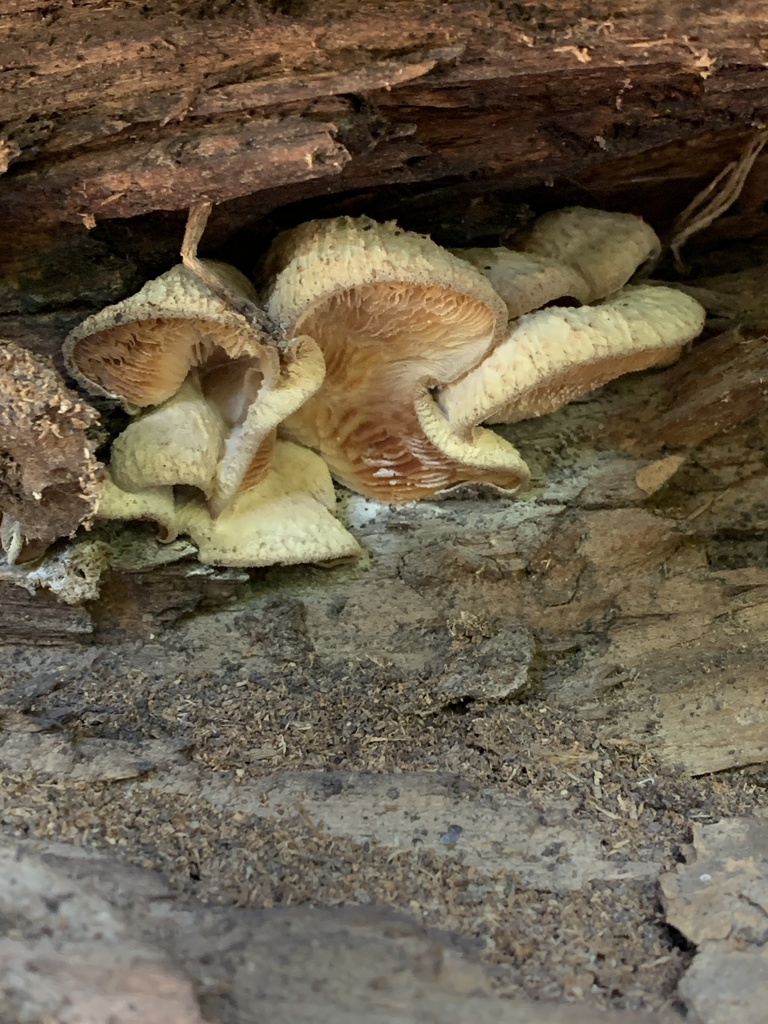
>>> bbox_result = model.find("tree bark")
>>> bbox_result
[1,0,768,238]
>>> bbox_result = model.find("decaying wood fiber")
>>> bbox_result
[1,0,768,238]
[0,342,102,550]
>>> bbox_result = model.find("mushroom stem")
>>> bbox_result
[208,333,326,516]
[181,202,286,349]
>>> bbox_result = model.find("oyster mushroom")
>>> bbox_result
[63,262,324,515]
[263,216,530,502]
[0,341,103,563]
[108,377,227,497]
[98,441,361,568]
[518,206,662,303]
[96,473,179,542]
[438,284,706,429]
[453,248,592,318]
[177,440,362,567]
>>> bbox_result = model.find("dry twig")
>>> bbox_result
[669,130,768,270]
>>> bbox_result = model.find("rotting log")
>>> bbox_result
[3,0,768,294]
[6,11,768,1023]
[1,0,768,229]
[2,2,768,774]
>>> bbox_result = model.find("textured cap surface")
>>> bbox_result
[109,378,227,497]
[177,441,362,567]
[96,475,179,542]
[520,207,661,303]
[454,247,591,319]
[439,285,706,429]
[97,442,361,568]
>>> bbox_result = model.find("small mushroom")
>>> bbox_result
[518,206,662,303]
[176,440,362,567]
[263,216,530,502]
[453,248,592,318]
[0,341,103,562]
[108,376,227,496]
[96,473,179,542]
[438,284,706,429]
[99,441,360,567]
[63,262,324,515]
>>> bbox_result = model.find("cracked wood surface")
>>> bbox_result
[0,836,684,1024]
[1,0,768,238]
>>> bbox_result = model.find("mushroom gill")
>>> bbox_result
[438,284,706,431]
[263,216,530,502]
[63,262,324,515]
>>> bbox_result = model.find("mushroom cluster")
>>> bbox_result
[263,209,704,501]
[63,257,361,568]
[52,205,706,571]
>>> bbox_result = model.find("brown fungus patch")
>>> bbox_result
[0,342,103,560]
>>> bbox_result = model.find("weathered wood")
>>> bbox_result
[1,0,768,241]
[4,8,768,1021]
[2,326,768,776]
[0,837,680,1024]
[661,819,768,1024]
[606,329,768,452]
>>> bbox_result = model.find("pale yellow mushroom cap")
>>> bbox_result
[453,248,592,319]
[264,215,529,502]
[109,378,227,497]
[96,442,361,568]
[96,473,179,542]
[439,284,706,429]
[177,441,362,567]
[63,262,265,407]
[519,207,662,303]
[210,333,325,515]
